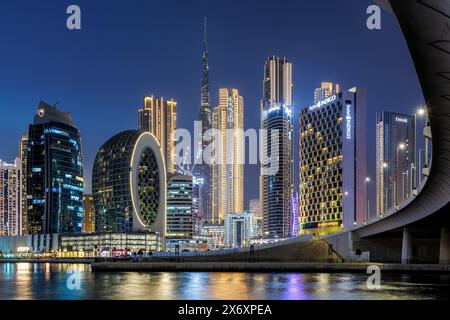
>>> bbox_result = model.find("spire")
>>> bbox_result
[201,17,211,109]
[204,17,208,52]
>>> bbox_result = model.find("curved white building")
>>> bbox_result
[93,130,166,236]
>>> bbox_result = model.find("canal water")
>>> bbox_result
[0,263,448,300]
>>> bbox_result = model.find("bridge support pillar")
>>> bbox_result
[401,228,413,264]
[439,228,450,265]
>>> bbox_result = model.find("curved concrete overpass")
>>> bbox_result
[348,0,450,238]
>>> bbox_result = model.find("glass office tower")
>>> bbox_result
[166,174,194,247]
[260,56,294,238]
[376,111,415,215]
[26,102,84,235]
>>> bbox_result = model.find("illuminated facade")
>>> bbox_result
[200,223,224,249]
[249,199,262,239]
[26,102,84,235]
[138,96,177,174]
[59,232,164,257]
[376,111,415,215]
[166,174,193,245]
[224,212,255,248]
[92,131,166,236]
[19,133,28,235]
[192,176,202,236]
[82,194,95,234]
[211,88,244,223]
[260,56,294,238]
[313,82,341,104]
[0,158,22,236]
[299,88,367,236]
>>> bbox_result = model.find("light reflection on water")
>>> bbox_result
[0,263,448,300]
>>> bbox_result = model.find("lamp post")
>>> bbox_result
[414,107,426,191]
[382,162,388,216]
[396,143,406,207]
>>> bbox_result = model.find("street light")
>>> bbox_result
[396,143,407,207]
[414,107,426,191]
[381,162,388,215]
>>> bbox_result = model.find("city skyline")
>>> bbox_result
[0,0,425,214]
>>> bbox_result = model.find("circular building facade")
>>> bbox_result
[92,130,166,236]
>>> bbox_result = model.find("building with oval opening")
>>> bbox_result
[92,130,166,237]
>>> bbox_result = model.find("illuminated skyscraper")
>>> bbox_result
[0,158,22,236]
[82,194,95,234]
[26,102,84,234]
[314,82,341,104]
[19,132,28,235]
[194,17,213,224]
[260,56,294,238]
[138,96,177,174]
[299,88,367,236]
[211,88,244,223]
[376,111,415,215]
[166,174,193,247]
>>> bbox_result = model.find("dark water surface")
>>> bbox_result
[0,263,448,300]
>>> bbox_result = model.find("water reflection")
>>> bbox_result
[0,263,448,300]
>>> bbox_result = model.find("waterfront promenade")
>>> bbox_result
[90,261,450,273]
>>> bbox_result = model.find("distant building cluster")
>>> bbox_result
[0,19,428,256]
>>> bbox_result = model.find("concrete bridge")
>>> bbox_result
[326,0,450,264]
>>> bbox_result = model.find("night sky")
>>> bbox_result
[0,0,424,214]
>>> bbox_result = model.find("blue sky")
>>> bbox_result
[0,0,424,213]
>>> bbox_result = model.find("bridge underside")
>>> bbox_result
[322,0,450,264]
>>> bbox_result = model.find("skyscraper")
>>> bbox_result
[260,56,294,238]
[211,88,244,223]
[19,132,28,235]
[314,82,341,104]
[376,111,415,215]
[82,194,95,234]
[166,174,194,247]
[299,88,367,236]
[26,102,84,235]
[193,18,213,225]
[138,96,177,174]
[0,158,22,236]
[92,130,166,236]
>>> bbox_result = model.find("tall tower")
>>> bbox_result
[19,132,28,234]
[194,17,213,224]
[376,111,415,215]
[211,88,244,223]
[138,96,177,174]
[299,88,367,235]
[260,56,294,238]
[0,158,22,236]
[26,102,84,235]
